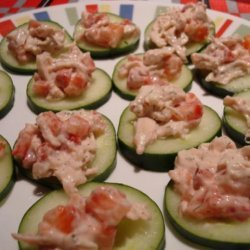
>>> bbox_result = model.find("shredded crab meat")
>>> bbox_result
[76,12,140,48]
[118,47,183,90]
[169,136,250,221]
[7,20,66,64]
[33,44,95,100]
[12,186,151,250]
[12,110,106,195]
[149,2,212,61]
[224,95,250,143]
[129,84,203,154]
[191,35,250,84]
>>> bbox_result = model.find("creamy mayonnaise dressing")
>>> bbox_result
[169,136,250,220]
[13,186,151,250]
[224,95,250,143]
[130,84,203,154]
[149,2,212,61]
[7,20,66,63]
[192,35,250,84]
[13,110,106,195]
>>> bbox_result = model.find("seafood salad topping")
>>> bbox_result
[149,2,213,61]
[12,110,106,195]
[130,84,203,154]
[169,136,250,221]
[33,45,95,100]
[7,20,66,64]
[118,47,183,90]
[192,35,250,84]
[13,186,151,250]
[224,95,250,143]
[75,12,140,48]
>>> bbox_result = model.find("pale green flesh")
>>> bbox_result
[74,13,139,52]
[18,182,165,250]
[224,90,250,135]
[112,55,193,98]
[165,184,250,244]
[27,68,112,111]
[0,136,14,197]
[212,74,250,94]
[118,106,221,155]
[0,21,72,73]
[88,116,116,179]
[0,70,14,110]
[144,21,214,56]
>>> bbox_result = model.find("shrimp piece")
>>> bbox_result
[85,186,131,227]
[36,112,62,148]
[12,124,38,161]
[62,115,91,143]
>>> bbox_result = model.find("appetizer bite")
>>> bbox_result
[12,110,117,195]
[0,135,15,201]
[165,136,250,249]
[73,12,140,58]
[117,84,221,171]
[192,35,250,97]
[0,70,14,118]
[27,44,112,113]
[144,2,214,62]
[112,47,193,100]
[223,90,250,145]
[0,20,72,74]
[13,182,165,250]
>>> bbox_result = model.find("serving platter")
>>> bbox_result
[0,1,250,249]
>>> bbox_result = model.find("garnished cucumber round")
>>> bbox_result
[27,68,112,113]
[223,90,250,145]
[144,21,215,58]
[164,181,250,250]
[17,182,165,250]
[15,115,117,189]
[0,70,15,118]
[0,21,73,74]
[197,69,250,98]
[117,105,221,171]
[0,135,15,201]
[73,12,140,58]
[112,54,193,100]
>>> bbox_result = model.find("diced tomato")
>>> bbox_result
[43,205,76,234]
[28,20,41,29]
[55,69,72,90]
[241,35,250,51]
[64,72,88,96]
[185,21,209,42]
[33,80,50,97]
[64,115,90,143]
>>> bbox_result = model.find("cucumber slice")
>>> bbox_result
[0,21,73,74]
[197,69,250,98]
[112,54,193,100]
[164,181,250,250]
[144,20,215,58]
[0,70,15,118]
[17,182,165,250]
[15,114,117,189]
[117,105,221,171]
[27,68,112,113]
[73,13,140,58]
[0,135,15,201]
[223,90,250,145]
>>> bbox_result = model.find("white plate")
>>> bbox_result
[0,1,250,249]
